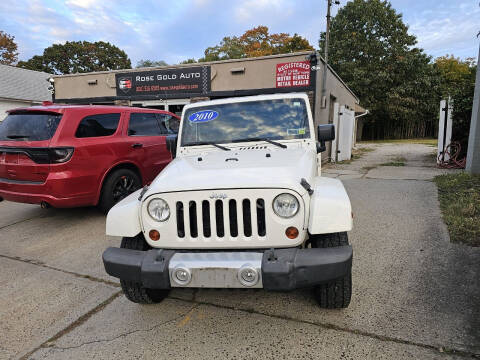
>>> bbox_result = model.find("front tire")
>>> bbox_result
[310,232,352,309]
[119,235,169,304]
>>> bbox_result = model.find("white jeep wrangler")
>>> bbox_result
[103,93,353,308]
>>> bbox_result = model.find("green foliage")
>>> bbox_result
[199,26,314,62]
[451,63,477,157]
[17,41,132,74]
[319,0,440,139]
[201,36,245,62]
[435,56,477,157]
[434,173,480,247]
[0,31,18,65]
[380,161,405,166]
[435,55,475,97]
[179,58,197,64]
[136,59,168,68]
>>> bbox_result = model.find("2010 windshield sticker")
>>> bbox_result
[188,110,219,123]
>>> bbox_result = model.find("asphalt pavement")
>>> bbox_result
[0,142,478,360]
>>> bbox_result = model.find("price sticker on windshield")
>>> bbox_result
[188,110,218,123]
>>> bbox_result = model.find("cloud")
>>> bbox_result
[234,0,289,23]
[65,0,99,9]
[1,0,478,68]
[392,0,479,59]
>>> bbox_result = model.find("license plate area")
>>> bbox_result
[168,252,263,288]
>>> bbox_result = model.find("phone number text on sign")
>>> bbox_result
[276,61,311,88]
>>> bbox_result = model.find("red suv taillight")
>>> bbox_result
[48,147,74,163]
[0,147,74,164]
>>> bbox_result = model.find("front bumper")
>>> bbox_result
[103,246,353,291]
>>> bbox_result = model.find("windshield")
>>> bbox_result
[181,98,310,146]
[0,112,62,141]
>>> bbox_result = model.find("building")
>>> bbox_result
[52,51,363,161]
[0,64,52,119]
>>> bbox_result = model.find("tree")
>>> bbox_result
[0,31,18,65]
[179,58,197,64]
[319,0,439,139]
[200,26,313,62]
[434,56,478,157]
[201,36,245,62]
[136,59,168,68]
[435,55,475,97]
[17,41,131,74]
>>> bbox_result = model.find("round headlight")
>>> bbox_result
[147,198,170,222]
[272,193,299,218]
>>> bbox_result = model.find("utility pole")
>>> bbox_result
[466,41,480,174]
[321,0,340,108]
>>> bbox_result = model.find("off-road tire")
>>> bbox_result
[310,231,349,248]
[310,232,352,309]
[98,168,141,214]
[119,234,169,304]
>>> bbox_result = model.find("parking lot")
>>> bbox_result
[1,143,479,360]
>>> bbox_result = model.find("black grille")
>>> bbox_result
[176,202,185,238]
[215,200,225,237]
[229,200,238,237]
[175,198,266,238]
[256,199,266,236]
[202,200,211,237]
[189,201,198,238]
[242,199,252,237]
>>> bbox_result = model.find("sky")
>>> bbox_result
[0,0,479,67]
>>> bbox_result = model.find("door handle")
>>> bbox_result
[132,143,143,148]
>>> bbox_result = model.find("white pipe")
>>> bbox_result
[355,110,369,118]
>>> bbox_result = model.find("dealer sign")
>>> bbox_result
[276,61,311,88]
[116,66,211,97]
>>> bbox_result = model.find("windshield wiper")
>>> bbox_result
[185,141,231,151]
[6,134,30,139]
[232,137,287,149]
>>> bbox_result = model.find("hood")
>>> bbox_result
[145,147,317,197]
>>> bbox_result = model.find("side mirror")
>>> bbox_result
[316,124,335,153]
[166,134,178,158]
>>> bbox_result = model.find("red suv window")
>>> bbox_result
[0,112,62,141]
[128,113,164,136]
[75,113,121,138]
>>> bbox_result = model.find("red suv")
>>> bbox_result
[0,104,179,211]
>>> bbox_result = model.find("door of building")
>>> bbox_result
[337,106,355,162]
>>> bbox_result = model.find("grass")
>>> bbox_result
[337,147,374,164]
[359,138,437,146]
[380,161,405,167]
[434,173,480,247]
[380,156,407,167]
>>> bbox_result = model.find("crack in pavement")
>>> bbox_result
[167,296,480,359]
[42,303,200,353]
[0,213,48,230]
[0,253,120,288]
[3,252,478,358]
[19,291,123,360]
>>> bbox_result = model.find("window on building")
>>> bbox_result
[75,113,120,138]
[128,113,163,136]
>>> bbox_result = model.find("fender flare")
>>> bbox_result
[106,189,142,237]
[308,177,353,234]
